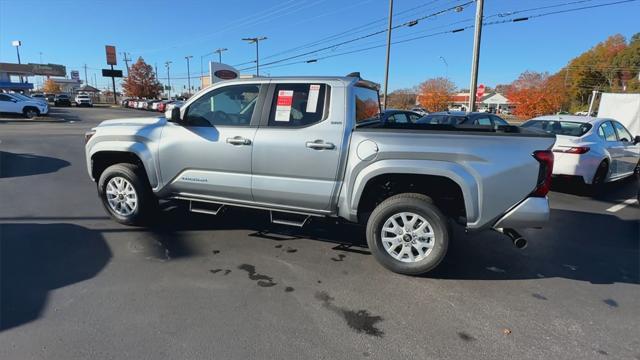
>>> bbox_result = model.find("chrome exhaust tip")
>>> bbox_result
[495,228,528,249]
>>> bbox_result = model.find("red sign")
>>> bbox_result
[476,84,486,100]
[277,91,293,106]
[105,45,117,65]
[213,69,238,80]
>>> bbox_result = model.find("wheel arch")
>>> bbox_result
[342,160,478,225]
[89,142,159,189]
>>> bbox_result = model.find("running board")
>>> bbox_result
[270,211,310,227]
[189,201,225,215]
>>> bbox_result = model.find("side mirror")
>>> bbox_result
[634,135,640,145]
[166,107,181,123]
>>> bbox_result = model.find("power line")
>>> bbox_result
[243,0,639,73]
[237,1,475,70]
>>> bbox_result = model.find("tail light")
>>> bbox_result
[531,150,554,197]
[553,146,590,154]
[84,130,96,144]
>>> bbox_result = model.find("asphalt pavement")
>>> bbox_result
[1,107,638,360]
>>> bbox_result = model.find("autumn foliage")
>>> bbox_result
[417,77,455,112]
[506,71,568,119]
[122,57,162,98]
[43,78,61,93]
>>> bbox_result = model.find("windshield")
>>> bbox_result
[522,120,592,136]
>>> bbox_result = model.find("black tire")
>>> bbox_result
[97,163,157,225]
[590,160,609,195]
[366,193,449,275]
[22,107,39,119]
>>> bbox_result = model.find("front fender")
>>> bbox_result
[340,159,479,224]
[86,139,159,189]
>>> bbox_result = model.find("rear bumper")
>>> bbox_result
[492,196,549,229]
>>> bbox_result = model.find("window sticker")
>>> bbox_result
[306,84,321,113]
[275,90,293,121]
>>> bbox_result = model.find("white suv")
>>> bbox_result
[75,94,93,107]
[0,93,49,118]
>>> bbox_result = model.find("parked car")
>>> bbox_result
[0,93,49,118]
[165,100,184,111]
[45,93,55,102]
[522,115,640,188]
[156,100,173,113]
[376,109,423,125]
[54,94,72,107]
[31,93,46,102]
[85,74,555,275]
[75,94,93,107]
[416,111,510,129]
[411,107,428,116]
[10,92,48,106]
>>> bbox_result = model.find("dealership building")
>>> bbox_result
[0,62,69,92]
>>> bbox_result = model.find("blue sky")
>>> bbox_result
[1,0,638,93]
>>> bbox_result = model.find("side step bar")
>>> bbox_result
[189,201,225,215]
[270,211,310,227]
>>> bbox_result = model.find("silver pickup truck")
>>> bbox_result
[85,74,555,275]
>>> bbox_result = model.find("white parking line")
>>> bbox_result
[606,198,638,213]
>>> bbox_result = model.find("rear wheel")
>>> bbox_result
[97,163,157,225]
[590,160,609,195]
[366,193,449,275]
[23,107,39,119]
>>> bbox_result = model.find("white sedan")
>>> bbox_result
[522,115,640,187]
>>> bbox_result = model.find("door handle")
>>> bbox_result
[305,140,335,150]
[226,137,251,145]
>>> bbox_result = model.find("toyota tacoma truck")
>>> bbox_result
[85,74,555,275]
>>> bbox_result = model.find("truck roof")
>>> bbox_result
[217,75,380,90]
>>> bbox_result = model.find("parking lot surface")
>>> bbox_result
[1,107,638,359]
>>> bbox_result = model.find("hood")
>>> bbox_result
[98,116,166,128]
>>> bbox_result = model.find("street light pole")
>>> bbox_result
[185,56,193,96]
[12,40,23,83]
[165,61,172,99]
[242,37,267,76]
[382,0,394,110]
[467,0,484,112]
[440,56,448,78]
[214,48,228,63]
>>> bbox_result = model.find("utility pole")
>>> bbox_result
[214,48,228,63]
[165,61,172,99]
[382,0,394,110]
[185,56,193,95]
[83,64,88,86]
[38,51,43,63]
[242,37,267,76]
[155,63,158,79]
[122,52,131,76]
[467,0,484,112]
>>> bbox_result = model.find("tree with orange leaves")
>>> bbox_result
[417,77,456,112]
[506,71,568,119]
[122,57,162,98]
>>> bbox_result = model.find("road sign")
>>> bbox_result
[102,69,123,77]
[70,70,80,80]
[105,45,117,65]
[476,84,486,100]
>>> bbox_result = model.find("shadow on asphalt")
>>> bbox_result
[0,151,70,178]
[0,223,112,332]
[551,175,639,203]
[429,208,639,285]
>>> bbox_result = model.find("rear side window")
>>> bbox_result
[472,116,492,126]
[269,83,327,127]
[598,121,617,141]
[354,86,380,123]
[492,116,509,126]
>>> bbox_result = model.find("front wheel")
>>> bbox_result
[366,193,449,275]
[23,107,39,119]
[97,163,157,225]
